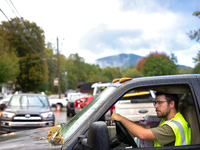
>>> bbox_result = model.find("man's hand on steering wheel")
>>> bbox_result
[111,113,137,148]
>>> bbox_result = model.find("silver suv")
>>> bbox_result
[0,93,55,134]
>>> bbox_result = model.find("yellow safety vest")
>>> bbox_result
[154,112,191,147]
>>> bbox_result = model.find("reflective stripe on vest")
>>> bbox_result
[171,120,187,145]
[154,112,191,147]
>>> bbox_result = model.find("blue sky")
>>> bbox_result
[1,0,200,68]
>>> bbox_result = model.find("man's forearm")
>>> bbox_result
[134,122,150,129]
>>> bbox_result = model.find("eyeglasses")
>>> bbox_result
[153,101,169,106]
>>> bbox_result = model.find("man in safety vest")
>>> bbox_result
[111,92,191,147]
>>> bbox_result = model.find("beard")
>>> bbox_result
[156,108,171,119]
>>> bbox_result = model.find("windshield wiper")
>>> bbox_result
[37,96,46,107]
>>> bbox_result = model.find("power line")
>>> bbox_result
[0,8,58,73]
[5,0,18,17]
[4,0,58,70]
[1,0,56,70]
[7,0,58,69]
[0,8,42,60]
[8,0,45,54]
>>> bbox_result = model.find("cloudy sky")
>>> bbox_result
[1,0,200,68]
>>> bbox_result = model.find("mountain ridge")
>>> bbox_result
[94,53,191,68]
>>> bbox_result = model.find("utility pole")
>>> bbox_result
[57,37,61,98]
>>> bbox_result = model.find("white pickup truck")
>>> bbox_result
[115,90,156,122]
[48,97,68,111]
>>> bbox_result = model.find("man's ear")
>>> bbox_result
[170,101,175,109]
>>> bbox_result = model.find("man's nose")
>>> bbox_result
[154,103,158,108]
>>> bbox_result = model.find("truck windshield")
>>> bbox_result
[9,95,48,107]
[55,86,117,144]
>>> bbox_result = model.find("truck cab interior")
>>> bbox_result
[73,84,200,149]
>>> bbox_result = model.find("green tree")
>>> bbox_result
[63,53,122,89]
[187,11,200,42]
[67,53,86,81]
[0,17,48,92]
[67,71,78,90]
[192,51,200,74]
[0,51,20,84]
[84,63,101,75]
[178,67,193,74]
[188,10,200,74]
[65,55,78,89]
[102,67,122,81]
[17,55,48,92]
[193,63,200,74]
[121,66,143,78]
[0,35,20,84]
[193,50,200,64]
[136,52,178,76]
[38,45,57,93]
[84,63,102,82]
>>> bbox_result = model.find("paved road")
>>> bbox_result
[47,94,72,125]
[52,107,72,125]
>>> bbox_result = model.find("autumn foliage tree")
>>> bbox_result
[136,52,178,76]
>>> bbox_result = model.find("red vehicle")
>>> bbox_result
[74,95,94,114]
[74,95,115,123]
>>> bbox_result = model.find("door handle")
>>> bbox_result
[139,110,148,113]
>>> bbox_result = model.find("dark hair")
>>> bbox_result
[155,92,179,111]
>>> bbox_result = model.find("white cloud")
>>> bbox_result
[0,0,199,68]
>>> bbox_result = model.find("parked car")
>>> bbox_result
[74,94,115,124]
[0,93,55,134]
[66,93,89,116]
[72,82,117,122]
[74,95,93,114]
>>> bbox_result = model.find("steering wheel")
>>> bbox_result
[115,120,138,148]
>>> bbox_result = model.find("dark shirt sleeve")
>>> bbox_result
[150,124,175,146]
